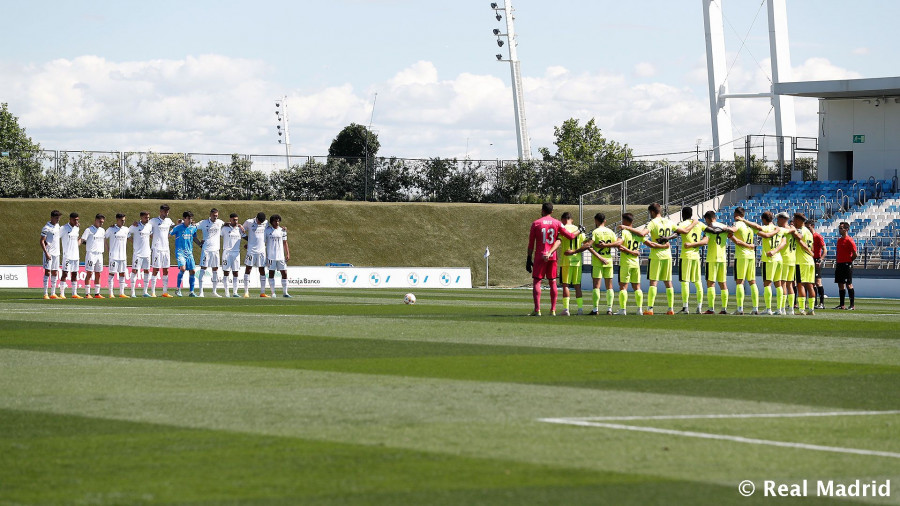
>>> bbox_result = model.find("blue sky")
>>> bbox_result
[1,0,898,160]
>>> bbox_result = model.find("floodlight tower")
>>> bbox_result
[491,1,531,160]
[703,0,796,161]
[275,96,292,168]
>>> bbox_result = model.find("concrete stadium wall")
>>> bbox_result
[818,98,900,182]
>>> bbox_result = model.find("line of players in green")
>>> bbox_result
[557,203,820,316]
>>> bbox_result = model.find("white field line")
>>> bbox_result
[538,411,900,459]
[557,409,900,422]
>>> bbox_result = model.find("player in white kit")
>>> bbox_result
[128,211,154,297]
[196,208,225,297]
[149,204,175,297]
[40,210,63,299]
[265,214,291,298]
[242,212,269,298]
[81,214,107,298]
[220,213,244,297]
[106,213,131,298]
[60,212,83,298]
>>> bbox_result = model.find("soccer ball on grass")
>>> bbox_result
[404,293,417,305]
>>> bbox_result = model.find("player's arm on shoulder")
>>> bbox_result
[620,224,649,237]
[557,223,577,240]
[742,219,764,231]
[675,220,697,235]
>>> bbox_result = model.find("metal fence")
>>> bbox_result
[579,135,818,228]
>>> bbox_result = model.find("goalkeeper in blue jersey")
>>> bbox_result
[170,211,202,297]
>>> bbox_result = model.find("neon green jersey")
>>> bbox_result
[678,220,706,260]
[732,222,756,260]
[705,225,729,263]
[760,224,782,263]
[797,227,815,266]
[591,226,617,261]
[560,224,586,267]
[619,229,641,269]
[782,227,798,265]
[646,217,674,260]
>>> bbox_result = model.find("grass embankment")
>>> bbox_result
[0,198,625,287]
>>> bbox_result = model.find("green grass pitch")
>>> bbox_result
[1,288,898,505]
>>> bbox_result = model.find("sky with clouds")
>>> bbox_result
[1,0,898,161]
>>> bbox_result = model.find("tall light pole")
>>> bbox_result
[275,96,291,169]
[491,1,531,161]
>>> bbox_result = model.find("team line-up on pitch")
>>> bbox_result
[39,204,294,299]
[527,202,859,317]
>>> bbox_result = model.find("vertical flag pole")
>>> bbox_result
[484,247,491,288]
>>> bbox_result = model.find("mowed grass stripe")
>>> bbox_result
[1,410,867,506]
[2,299,900,368]
[4,320,900,412]
[2,349,895,493]
[1,408,674,506]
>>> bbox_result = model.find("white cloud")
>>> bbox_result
[852,47,870,56]
[0,54,863,161]
[633,62,656,78]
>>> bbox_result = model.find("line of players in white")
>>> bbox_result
[39,205,291,299]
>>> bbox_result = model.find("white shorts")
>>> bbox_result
[85,253,105,272]
[152,250,171,269]
[109,259,128,274]
[245,252,266,268]
[222,253,241,272]
[61,258,80,273]
[132,256,151,271]
[201,250,220,268]
[267,259,287,271]
[43,254,60,272]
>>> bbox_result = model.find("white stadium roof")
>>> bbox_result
[774,76,900,99]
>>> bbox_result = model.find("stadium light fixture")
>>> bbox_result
[274,96,291,166]
[488,0,531,160]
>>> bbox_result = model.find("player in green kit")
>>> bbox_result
[621,203,676,315]
[729,207,759,315]
[558,212,587,316]
[675,207,705,314]
[776,212,798,315]
[687,211,732,314]
[793,213,817,315]
[616,213,643,315]
[569,213,621,315]
[737,211,786,315]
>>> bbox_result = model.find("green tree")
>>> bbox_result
[328,123,380,159]
[0,103,44,197]
[538,118,633,202]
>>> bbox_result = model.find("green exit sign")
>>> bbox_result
[853,135,866,144]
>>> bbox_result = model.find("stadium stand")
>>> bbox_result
[711,179,900,268]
